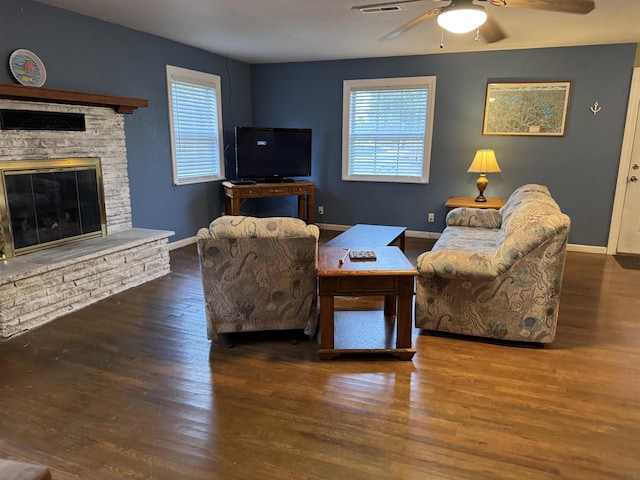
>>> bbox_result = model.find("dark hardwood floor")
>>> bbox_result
[1,234,640,479]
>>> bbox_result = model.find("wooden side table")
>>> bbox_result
[222,180,315,224]
[445,196,506,212]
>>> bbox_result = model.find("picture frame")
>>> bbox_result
[482,81,571,136]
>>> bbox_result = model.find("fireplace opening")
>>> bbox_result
[1,158,106,258]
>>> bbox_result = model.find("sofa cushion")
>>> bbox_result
[446,207,502,229]
[432,225,498,255]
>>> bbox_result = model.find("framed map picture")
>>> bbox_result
[482,81,571,136]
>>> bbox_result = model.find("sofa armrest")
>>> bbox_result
[446,208,502,229]
[417,250,498,280]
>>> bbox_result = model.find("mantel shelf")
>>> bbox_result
[0,83,148,114]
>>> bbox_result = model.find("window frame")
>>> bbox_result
[166,65,225,185]
[342,76,436,184]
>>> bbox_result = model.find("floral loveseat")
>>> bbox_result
[197,215,319,344]
[415,184,570,344]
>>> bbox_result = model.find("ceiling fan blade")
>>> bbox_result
[488,0,595,15]
[351,0,429,11]
[478,12,506,43]
[381,7,443,40]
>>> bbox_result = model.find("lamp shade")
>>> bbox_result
[467,149,501,173]
[437,4,487,34]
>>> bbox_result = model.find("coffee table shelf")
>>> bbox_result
[331,310,416,359]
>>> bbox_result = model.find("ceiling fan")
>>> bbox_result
[353,0,595,43]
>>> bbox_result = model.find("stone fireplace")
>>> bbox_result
[0,84,173,338]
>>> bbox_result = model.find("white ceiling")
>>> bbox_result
[35,0,640,64]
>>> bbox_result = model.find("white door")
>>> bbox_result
[617,155,640,254]
[617,69,640,254]
[611,67,640,255]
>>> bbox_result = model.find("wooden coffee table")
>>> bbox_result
[317,246,417,360]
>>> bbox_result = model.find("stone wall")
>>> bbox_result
[0,99,173,339]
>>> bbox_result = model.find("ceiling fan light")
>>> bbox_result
[437,7,488,34]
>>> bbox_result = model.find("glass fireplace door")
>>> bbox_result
[0,158,106,258]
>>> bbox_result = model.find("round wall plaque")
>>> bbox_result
[9,49,47,87]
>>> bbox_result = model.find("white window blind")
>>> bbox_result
[166,65,225,185]
[342,77,436,184]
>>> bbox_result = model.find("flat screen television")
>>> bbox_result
[235,127,312,182]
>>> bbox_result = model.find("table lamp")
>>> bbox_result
[467,149,501,202]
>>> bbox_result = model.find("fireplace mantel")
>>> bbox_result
[0,83,147,114]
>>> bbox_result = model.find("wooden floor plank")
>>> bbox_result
[1,237,640,479]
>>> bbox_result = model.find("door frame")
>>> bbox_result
[607,67,640,255]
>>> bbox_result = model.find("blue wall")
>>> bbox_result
[1,1,636,247]
[0,0,252,242]
[251,45,637,246]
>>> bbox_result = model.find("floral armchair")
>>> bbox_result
[196,215,319,345]
[415,184,571,344]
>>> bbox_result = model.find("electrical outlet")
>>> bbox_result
[318,206,324,215]
[428,212,435,222]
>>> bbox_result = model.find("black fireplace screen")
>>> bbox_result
[1,158,106,257]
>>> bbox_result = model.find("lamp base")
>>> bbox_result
[475,174,489,203]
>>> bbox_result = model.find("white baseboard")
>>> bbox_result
[566,244,607,255]
[168,236,196,251]
[320,224,607,254]
[406,229,441,240]
[171,224,608,255]
[319,223,351,232]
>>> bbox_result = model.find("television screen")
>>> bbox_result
[235,127,312,181]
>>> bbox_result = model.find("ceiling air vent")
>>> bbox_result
[360,5,403,13]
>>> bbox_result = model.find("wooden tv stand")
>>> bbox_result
[222,180,315,224]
